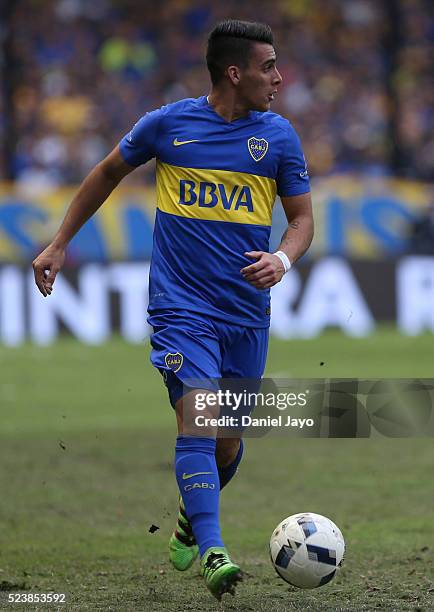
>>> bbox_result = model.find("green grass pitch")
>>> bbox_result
[0,330,433,611]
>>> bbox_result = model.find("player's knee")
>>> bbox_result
[175,389,219,437]
[216,438,240,468]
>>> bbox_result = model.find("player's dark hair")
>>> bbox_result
[206,20,274,85]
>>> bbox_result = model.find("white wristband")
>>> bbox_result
[274,250,292,273]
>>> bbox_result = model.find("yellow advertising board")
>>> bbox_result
[0,176,431,262]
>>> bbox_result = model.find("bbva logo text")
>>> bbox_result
[178,180,253,211]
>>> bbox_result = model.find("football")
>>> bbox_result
[270,512,345,589]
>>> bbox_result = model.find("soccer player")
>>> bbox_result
[33,20,313,600]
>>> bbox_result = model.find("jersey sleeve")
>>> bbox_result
[276,123,310,197]
[119,108,163,167]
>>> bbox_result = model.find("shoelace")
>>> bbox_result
[204,552,228,576]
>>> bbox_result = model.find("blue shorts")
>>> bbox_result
[148,309,269,408]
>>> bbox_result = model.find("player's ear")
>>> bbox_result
[227,65,241,85]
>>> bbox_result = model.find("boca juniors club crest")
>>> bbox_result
[248,137,269,162]
[165,352,183,373]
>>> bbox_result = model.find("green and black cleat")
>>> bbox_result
[200,547,243,600]
[168,498,199,571]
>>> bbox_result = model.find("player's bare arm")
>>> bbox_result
[32,146,134,297]
[241,192,314,289]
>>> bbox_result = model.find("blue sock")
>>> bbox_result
[175,435,223,557]
[218,439,244,490]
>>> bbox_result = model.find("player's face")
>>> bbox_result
[238,43,282,112]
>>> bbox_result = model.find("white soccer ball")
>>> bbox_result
[269,512,345,589]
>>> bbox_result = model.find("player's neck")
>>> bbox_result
[207,90,250,123]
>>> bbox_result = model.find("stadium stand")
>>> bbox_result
[1,0,433,184]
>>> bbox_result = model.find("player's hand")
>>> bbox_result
[240,251,285,289]
[32,244,65,297]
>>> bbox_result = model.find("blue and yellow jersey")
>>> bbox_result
[119,96,310,327]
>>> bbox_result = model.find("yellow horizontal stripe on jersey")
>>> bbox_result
[156,161,276,226]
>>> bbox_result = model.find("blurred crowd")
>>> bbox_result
[1,0,433,187]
